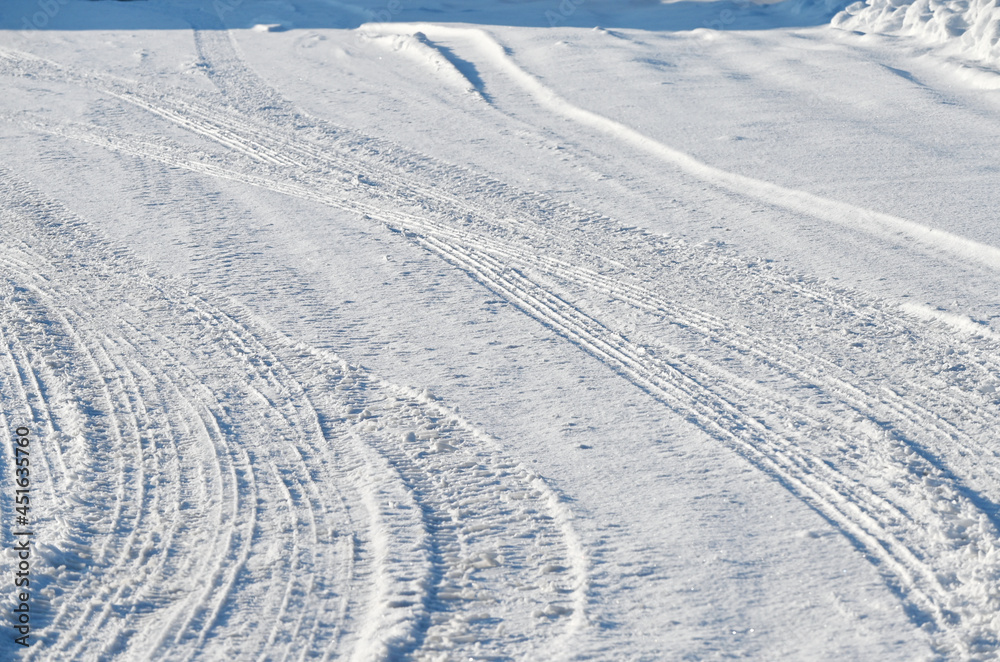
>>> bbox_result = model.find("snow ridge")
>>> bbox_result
[360,30,484,98]
[361,23,1000,272]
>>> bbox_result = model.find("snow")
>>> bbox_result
[2,0,1000,660]
[834,0,1000,67]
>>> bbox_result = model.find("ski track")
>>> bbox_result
[2,22,1000,660]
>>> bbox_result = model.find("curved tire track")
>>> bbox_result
[0,172,585,660]
[4,32,1000,658]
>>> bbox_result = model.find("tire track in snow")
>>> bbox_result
[174,281,588,660]
[10,37,593,657]
[6,37,1000,657]
[186,282,588,659]
[409,233,966,630]
[0,178,352,662]
[15,85,998,656]
[0,185,254,661]
[407,227,1000,657]
[0,284,159,658]
[365,23,1000,272]
[405,211,1000,654]
[421,212,998,486]
[306,32,1000,652]
[0,174,586,660]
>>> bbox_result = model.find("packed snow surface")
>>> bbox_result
[2,0,1000,660]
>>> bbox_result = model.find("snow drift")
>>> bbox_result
[833,0,1000,65]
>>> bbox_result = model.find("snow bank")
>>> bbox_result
[833,0,1000,65]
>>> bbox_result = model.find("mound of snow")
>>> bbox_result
[251,23,288,32]
[358,28,482,97]
[833,0,1000,65]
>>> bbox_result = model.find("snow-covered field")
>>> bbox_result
[2,0,1000,659]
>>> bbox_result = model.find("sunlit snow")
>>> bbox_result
[2,0,1000,659]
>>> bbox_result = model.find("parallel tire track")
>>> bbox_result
[0,173,586,660]
[5,35,1000,658]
